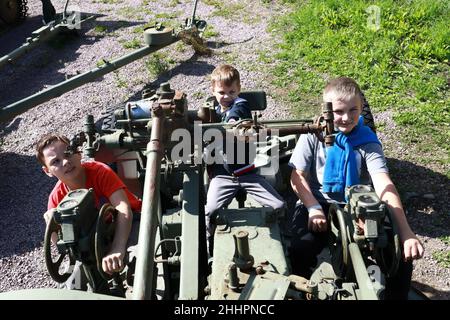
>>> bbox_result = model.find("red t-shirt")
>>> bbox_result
[47,161,142,212]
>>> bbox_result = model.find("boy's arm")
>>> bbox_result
[291,169,327,232]
[102,188,133,275]
[371,172,424,261]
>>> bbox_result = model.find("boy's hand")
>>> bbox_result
[102,248,126,275]
[402,237,424,262]
[308,209,327,233]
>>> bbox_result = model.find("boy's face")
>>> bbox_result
[331,96,362,134]
[211,80,241,108]
[42,140,82,181]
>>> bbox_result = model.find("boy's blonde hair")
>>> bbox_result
[36,134,70,166]
[323,77,363,106]
[211,64,241,88]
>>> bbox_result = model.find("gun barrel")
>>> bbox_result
[0,24,60,69]
[0,40,178,123]
[132,112,165,300]
[0,15,96,71]
[191,0,199,22]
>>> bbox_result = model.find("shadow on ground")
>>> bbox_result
[0,15,141,110]
[411,280,450,300]
[386,157,449,239]
[0,152,52,259]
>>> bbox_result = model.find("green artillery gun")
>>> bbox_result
[0,0,208,122]
[33,81,337,299]
[0,0,95,70]
[0,78,419,300]
[39,81,402,300]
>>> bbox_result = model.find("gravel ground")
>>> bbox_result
[0,0,448,299]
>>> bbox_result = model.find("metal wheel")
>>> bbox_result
[44,217,75,283]
[328,204,350,278]
[0,0,28,25]
[94,203,118,280]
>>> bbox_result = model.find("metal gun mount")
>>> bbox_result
[43,81,337,299]
[36,81,408,301]
[32,81,414,301]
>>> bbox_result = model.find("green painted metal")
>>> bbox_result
[348,243,379,300]
[0,15,95,70]
[0,41,176,122]
[179,169,202,300]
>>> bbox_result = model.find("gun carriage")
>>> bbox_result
[37,80,402,300]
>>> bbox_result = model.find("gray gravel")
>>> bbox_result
[0,0,448,299]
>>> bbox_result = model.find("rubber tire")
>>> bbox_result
[361,92,376,132]
[97,103,123,134]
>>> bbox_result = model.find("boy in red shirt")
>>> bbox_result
[36,134,142,275]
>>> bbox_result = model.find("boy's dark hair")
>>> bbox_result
[36,134,70,166]
[211,64,241,87]
[323,77,363,105]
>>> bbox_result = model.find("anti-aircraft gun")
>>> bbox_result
[38,80,340,299]
[0,72,406,300]
[37,79,409,300]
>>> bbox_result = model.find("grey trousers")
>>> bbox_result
[205,174,285,238]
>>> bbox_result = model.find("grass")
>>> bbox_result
[268,0,449,162]
[113,71,128,88]
[122,38,142,49]
[202,25,219,39]
[145,52,175,78]
[439,236,450,246]
[432,250,450,269]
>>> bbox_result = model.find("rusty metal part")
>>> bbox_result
[132,104,166,300]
